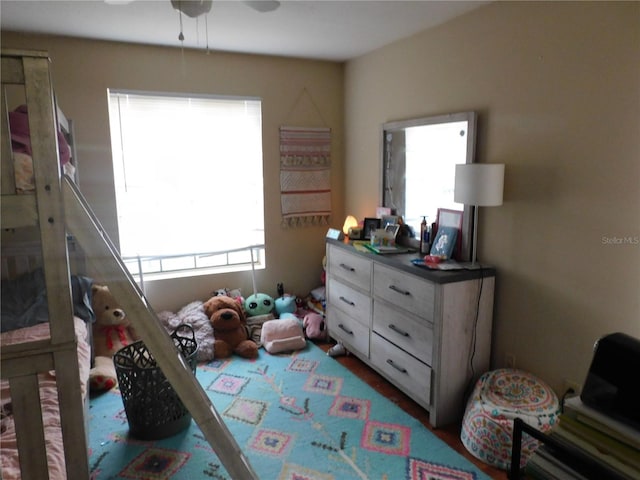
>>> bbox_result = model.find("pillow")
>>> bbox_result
[260,318,306,354]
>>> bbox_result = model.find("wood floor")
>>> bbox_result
[318,342,508,480]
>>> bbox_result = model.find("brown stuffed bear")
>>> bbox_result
[204,295,258,359]
[89,284,137,391]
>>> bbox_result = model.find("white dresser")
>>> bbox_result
[325,240,495,428]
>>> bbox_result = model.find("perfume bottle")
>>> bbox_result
[419,216,429,254]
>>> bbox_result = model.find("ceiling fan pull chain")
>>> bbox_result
[205,15,210,54]
[178,10,186,74]
[178,10,185,42]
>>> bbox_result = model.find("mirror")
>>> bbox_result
[381,111,477,261]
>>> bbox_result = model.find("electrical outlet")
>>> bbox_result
[563,379,582,395]
[505,353,516,369]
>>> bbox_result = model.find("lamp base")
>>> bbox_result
[465,262,485,270]
[457,261,485,270]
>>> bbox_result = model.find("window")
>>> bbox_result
[107,90,265,279]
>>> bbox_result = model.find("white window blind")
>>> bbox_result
[108,90,265,276]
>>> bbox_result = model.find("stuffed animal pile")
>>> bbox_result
[157,278,330,361]
[89,284,137,392]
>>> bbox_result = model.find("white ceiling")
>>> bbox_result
[0,0,487,61]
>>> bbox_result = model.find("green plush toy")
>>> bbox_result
[244,292,274,317]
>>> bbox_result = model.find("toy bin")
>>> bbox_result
[114,324,198,440]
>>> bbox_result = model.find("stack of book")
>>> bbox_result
[525,396,640,479]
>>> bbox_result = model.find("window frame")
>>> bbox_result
[107,89,266,281]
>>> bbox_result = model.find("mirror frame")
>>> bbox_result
[380,111,477,261]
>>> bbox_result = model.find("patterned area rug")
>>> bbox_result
[89,343,491,479]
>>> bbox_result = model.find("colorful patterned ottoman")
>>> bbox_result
[460,368,560,470]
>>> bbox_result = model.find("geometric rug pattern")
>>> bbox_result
[89,343,491,479]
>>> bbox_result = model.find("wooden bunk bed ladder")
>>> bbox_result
[62,176,258,479]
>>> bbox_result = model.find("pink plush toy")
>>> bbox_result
[260,317,306,354]
[303,313,328,341]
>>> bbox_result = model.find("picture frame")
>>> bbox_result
[435,208,463,259]
[325,228,344,241]
[384,223,400,240]
[429,226,458,259]
[363,217,382,240]
[376,206,392,218]
[380,215,399,228]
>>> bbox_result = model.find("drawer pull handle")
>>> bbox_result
[389,324,410,337]
[339,296,355,306]
[339,263,355,272]
[389,285,411,296]
[338,324,354,335]
[386,359,407,374]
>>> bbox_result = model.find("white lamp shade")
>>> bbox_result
[454,163,504,207]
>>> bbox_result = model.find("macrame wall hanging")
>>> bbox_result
[280,88,332,228]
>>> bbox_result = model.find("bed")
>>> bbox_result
[1,48,256,479]
[1,49,92,479]
[0,318,91,479]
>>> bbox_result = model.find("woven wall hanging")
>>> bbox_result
[279,126,332,227]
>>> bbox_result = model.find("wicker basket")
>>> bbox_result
[114,324,198,440]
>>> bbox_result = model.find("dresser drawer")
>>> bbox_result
[370,332,431,406]
[327,244,371,293]
[372,300,434,366]
[327,278,371,327]
[373,263,435,321]
[327,306,370,357]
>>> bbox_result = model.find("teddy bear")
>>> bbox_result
[204,295,258,359]
[89,284,137,391]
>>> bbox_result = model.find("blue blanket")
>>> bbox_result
[1,268,94,332]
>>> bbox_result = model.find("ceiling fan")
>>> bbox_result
[108,0,281,48]
[168,1,281,47]
[107,0,280,16]
[171,0,282,17]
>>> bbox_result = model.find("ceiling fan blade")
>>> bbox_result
[244,1,280,13]
[171,0,213,18]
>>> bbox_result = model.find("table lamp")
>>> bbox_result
[454,164,504,266]
[343,215,358,236]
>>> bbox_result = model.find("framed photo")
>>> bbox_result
[435,208,463,259]
[380,215,399,228]
[376,206,392,218]
[325,228,344,241]
[363,217,381,240]
[430,226,458,259]
[385,223,400,240]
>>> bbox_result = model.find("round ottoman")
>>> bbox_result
[460,368,560,470]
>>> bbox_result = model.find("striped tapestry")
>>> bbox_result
[279,126,332,227]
